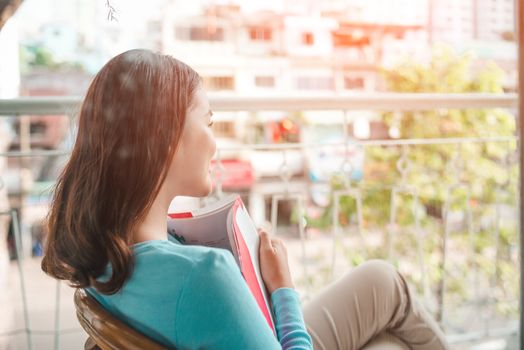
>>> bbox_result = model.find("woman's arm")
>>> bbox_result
[272,287,312,348]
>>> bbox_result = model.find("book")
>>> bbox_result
[167,194,276,334]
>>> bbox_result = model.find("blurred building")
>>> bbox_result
[474,0,514,41]
[155,2,426,94]
[7,0,518,220]
[429,0,517,90]
[429,0,515,43]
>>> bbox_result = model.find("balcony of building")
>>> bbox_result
[0,93,519,349]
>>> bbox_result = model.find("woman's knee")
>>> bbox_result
[359,259,397,276]
[353,259,402,292]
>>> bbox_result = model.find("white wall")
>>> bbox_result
[283,16,336,57]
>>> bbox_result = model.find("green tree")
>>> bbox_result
[381,45,516,205]
[20,45,86,72]
[378,45,518,324]
[312,45,518,328]
[32,47,56,67]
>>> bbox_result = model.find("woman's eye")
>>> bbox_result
[208,121,214,127]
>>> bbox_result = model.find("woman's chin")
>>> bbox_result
[197,182,214,198]
[180,178,213,198]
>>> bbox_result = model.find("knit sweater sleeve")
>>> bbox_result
[271,288,313,348]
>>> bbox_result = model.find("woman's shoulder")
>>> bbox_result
[132,239,238,274]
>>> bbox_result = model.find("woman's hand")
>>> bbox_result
[258,228,294,294]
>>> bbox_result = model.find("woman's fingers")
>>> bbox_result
[258,228,295,293]
[258,229,273,250]
[258,229,287,256]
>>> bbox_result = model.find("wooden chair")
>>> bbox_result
[74,289,167,350]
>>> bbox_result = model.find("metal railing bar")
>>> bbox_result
[54,280,61,350]
[0,93,518,115]
[518,1,524,348]
[0,150,71,158]
[210,136,518,151]
[0,96,80,115]
[446,323,518,343]
[0,328,84,337]
[210,93,519,111]
[0,329,29,337]
[0,136,517,158]
[9,210,33,350]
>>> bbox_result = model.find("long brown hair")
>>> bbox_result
[42,49,201,294]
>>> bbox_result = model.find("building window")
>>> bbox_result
[302,32,314,45]
[248,27,272,41]
[254,76,275,87]
[332,32,370,47]
[296,77,334,90]
[203,76,235,91]
[176,26,224,41]
[344,77,365,90]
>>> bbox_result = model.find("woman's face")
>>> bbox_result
[167,86,216,197]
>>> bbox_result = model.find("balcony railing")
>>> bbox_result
[0,93,519,349]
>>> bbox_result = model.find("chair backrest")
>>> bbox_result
[74,289,167,350]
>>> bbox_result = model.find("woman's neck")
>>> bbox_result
[133,191,172,244]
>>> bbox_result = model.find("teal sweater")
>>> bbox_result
[88,237,312,349]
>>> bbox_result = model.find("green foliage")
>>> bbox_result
[378,44,516,210]
[306,45,518,328]
[20,45,85,72]
[381,46,517,324]
[32,47,56,67]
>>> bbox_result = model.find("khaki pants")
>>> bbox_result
[302,260,450,350]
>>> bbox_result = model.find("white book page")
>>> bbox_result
[168,202,233,251]
[191,193,238,217]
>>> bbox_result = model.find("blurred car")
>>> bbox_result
[306,140,364,183]
[209,158,255,190]
[249,149,304,179]
[305,135,364,207]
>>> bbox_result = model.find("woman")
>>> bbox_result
[42,49,450,350]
